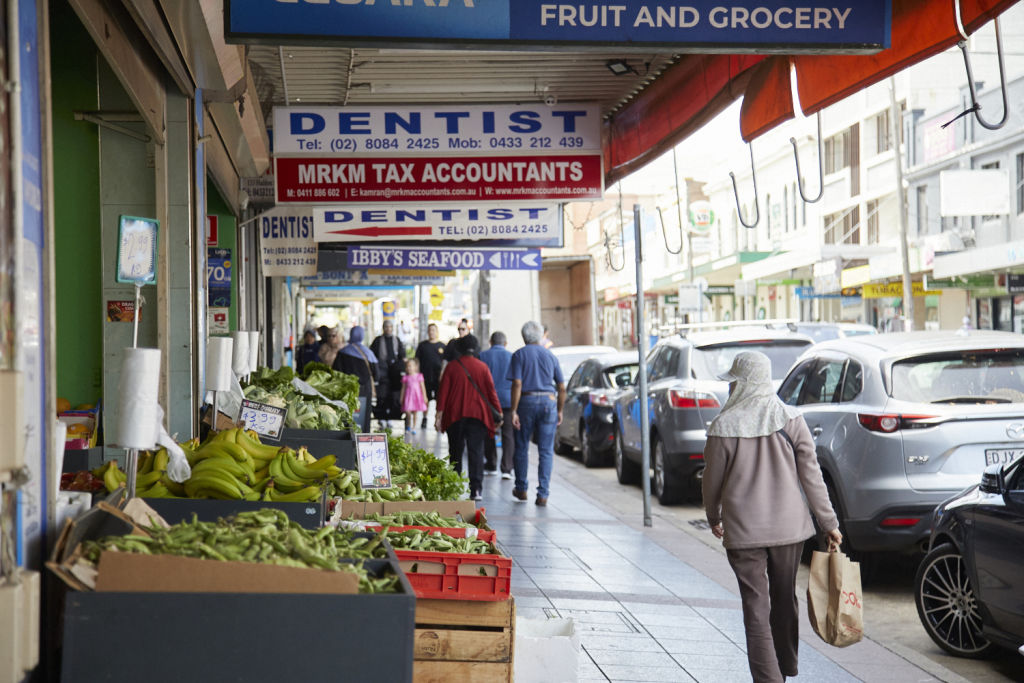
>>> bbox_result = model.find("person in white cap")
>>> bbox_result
[702,350,842,683]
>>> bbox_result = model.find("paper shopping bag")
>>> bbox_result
[807,550,864,647]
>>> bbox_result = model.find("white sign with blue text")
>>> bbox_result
[227,1,891,53]
[314,203,560,242]
[348,246,542,271]
[273,105,601,156]
[258,209,318,276]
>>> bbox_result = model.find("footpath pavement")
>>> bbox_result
[407,426,967,683]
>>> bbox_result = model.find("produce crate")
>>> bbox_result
[376,525,496,543]
[413,598,515,683]
[143,498,325,529]
[280,435,356,469]
[396,549,511,601]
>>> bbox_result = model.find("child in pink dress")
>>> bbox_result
[401,358,428,434]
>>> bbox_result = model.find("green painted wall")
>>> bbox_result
[207,181,238,330]
[51,3,101,407]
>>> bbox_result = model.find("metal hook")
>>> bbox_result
[729,144,760,229]
[657,207,683,255]
[956,13,1008,131]
[789,112,824,203]
[604,184,628,272]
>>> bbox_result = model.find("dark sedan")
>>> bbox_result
[556,352,638,467]
[914,456,1024,659]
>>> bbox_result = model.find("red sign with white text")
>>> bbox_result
[274,154,602,204]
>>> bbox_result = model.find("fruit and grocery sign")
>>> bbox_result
[239,399,286,440]
[355,433,391,490]
[313,203,562,242]
[347,246,542,271]
[227,1,891,53]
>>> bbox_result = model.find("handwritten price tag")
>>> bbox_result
[355,433,392,490]
[239,399,286,440]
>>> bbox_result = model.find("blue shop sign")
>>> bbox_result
[226,1,891,54]
[347,246,542,271]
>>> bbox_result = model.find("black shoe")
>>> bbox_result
[512,489,527,501]
[421,418,427,428]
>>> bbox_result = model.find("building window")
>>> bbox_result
[1017,153,1024,215]
[783,185,789,233]
[916,186,928,236]
[824,207,861,245]
[982,161,1001,222]
[792,181,798,231]
[867,199,879,244]
[825,125,858,175]
[874,110,892,154]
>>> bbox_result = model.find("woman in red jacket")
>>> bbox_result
[435,335,502,502]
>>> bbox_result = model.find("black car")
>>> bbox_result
[556,352,638,467]
[914,457,1024,658]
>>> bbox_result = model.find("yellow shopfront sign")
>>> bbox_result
[861,282,942,299]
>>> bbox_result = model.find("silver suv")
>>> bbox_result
[778,330,1024,554]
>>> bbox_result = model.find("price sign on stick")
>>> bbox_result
[239,399,286,440]
[116,216,159,285]
[355,433,392,490]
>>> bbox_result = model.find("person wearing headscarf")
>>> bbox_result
[296,329,320,374]
[332,326,379,432]
[370,320,407,427]
[317,325,344,367]
[702,351,842,683]
[435,335,501,502]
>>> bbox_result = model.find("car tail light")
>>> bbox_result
[856,414,938,433]
[880,517,922,528]
[687,453,704,461]
[589,391,613,407]
[669,389,720,409]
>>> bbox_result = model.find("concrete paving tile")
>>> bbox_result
[601,664,695,682]
[671,653,750,671]
[578,635,665,652]
[643,625,731,643]
[628,613,708,628]
[559,609,640,625]
[516,606,553,621]
[601,584,674,597]
[656,639,745,656]
[619,602,697,617]
[587,650,679,667]
[683,668,752,683]
[536,580,607,593]
[510,595,554,608]
[692,607,745,630]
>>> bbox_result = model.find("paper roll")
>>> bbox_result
[117,347,162,449]
[232,331,250,377]
[206,336,234,393]
[247,330,260,374]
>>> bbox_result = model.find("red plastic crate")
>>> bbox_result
[382,525,496,543]
[396,549,511,601]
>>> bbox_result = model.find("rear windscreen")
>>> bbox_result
[603,363,638,388]
[891,350,1024,404]
[691,341,811,381]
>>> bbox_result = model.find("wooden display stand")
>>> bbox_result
[413,598,515,683]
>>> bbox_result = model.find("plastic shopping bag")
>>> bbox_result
[807,549,864,647]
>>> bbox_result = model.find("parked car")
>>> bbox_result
[777,330,1024,555]
[914,456,1024,658]
[793,321,878,343]
[550,345,618,382]
[614,327,814,504]
[555,352,639,467]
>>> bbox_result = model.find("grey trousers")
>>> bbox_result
[726,541,804,683]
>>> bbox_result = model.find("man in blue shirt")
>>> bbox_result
[507,321,566,506]
[480,331,514,479]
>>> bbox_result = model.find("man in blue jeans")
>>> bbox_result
[507,321,566,506]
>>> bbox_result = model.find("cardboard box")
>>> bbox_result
[96,551,359,594]
[339,500,478,520]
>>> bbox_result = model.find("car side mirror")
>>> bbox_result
[979,463,1005,494]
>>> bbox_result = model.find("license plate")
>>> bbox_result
[984,448,1024,466]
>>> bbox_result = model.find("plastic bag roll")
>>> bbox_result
[117,347,162,449]
[206,336,234,392]
[231,331,250,377]
[247,330,260,374]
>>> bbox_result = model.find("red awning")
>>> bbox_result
[605,0,1019,183]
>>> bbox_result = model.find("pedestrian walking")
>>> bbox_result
[400,357,428,436]
[296,329,320,374]
[316,325,344,367]
[414,323,446,428]
[508,321,565,506]
[332,326,378,433]
[435,335,501,501]
[480,331,515,479]
[442,318,471,363]
[702,351,842,683]
[370,320,406,428]
[541,323,554,349]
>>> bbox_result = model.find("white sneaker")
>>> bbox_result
[501,472,513,480]
[484,469,499,476]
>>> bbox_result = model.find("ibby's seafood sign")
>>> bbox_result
[227,1,890,53]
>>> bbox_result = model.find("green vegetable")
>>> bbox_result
[386,432,467,501]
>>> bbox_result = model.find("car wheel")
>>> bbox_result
[652,439,682,505]
[914,543,997,659]
[614,428,640,485]
[580,424,600,468]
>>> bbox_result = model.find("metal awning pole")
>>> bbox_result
[635,204,652,528]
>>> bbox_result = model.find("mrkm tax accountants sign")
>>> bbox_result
[226,1,890,53]
[271,104,603,204]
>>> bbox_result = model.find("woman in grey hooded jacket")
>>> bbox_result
[702,351,842,683]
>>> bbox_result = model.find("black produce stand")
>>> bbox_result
[143,498,325,529]
[278,427,357,469]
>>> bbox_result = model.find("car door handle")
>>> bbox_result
[812,427,823,438]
